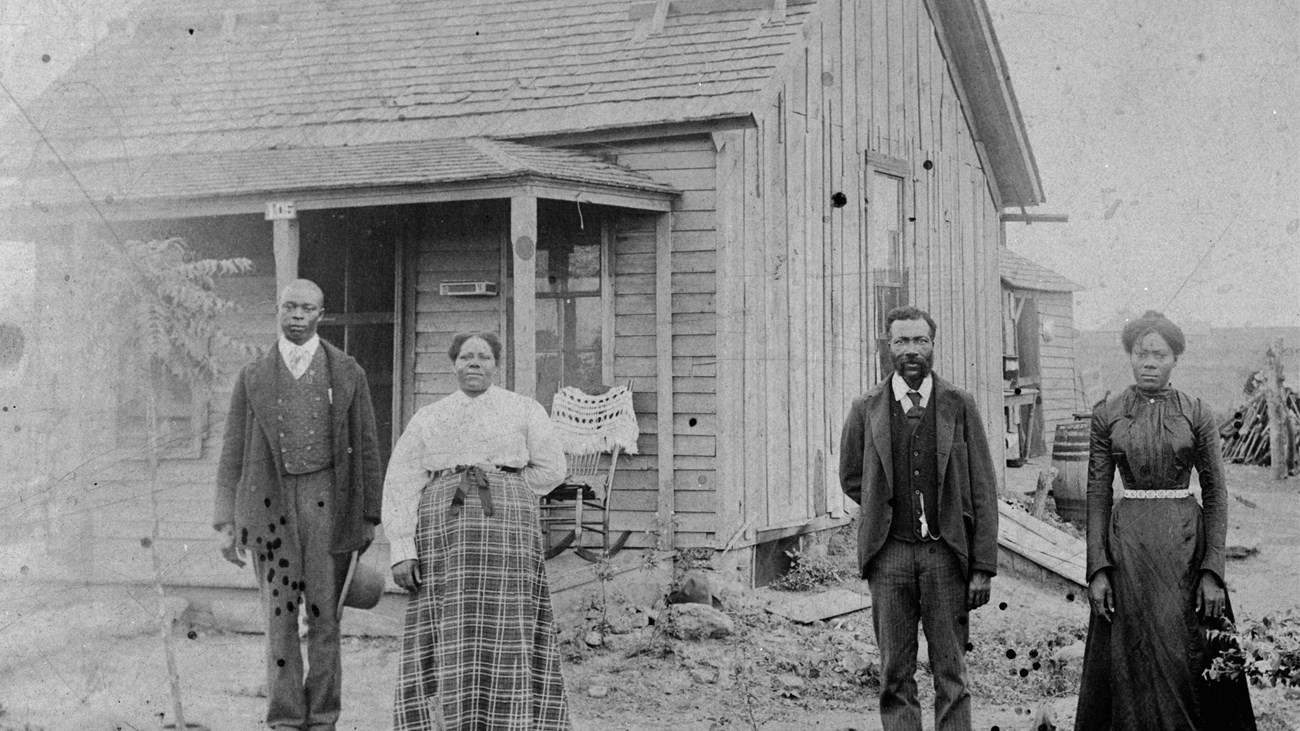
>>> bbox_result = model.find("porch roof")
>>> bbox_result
[1000,249,1082,293]
[5,138,679,213]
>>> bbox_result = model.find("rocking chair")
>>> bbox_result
[540,384,638,562]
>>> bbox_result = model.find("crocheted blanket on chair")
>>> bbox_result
[549,385,640,456]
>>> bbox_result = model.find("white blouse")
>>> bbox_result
[381,386,567,566]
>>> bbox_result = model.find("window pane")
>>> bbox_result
[572,297,602,352]
[869,172,903,280]
[566,244,601,293]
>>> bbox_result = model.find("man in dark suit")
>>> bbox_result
[839,305,999,731]
[214,279,383,731]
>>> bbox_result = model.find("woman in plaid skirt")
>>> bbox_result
[382,331,571,730]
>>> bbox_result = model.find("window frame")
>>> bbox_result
[864,153,914,383]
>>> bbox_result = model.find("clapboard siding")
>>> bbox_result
[590,137,720,547]
[412,202,509,412]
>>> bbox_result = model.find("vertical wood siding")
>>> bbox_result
[706,0,1009,544]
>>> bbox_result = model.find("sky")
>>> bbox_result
[987,0,1299,329]
[2,0,1298,330]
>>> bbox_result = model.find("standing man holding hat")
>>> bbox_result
[839,305,999,731]
[214,278,384,731]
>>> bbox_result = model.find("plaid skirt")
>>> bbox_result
[393,469,571,731]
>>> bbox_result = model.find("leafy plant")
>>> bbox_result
[1204,613,1300,687]
[769,550,848,592]
[92,236,254,730]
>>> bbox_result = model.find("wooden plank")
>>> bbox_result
[741,127,769,542]
[887,0,905,157]
[655,212,675,549]
[765,106,794,529]
[713,129,747,545]
[855,0,873,157]
[396,208,416,432]
[670,250,716,274]
[916,1,933,155]
[820,11,843,523]
[785,80,811,528]
[902,0,919,154]
[997,503,1087,587]
[671,293,716,314]
[670,272,717,294]
[676,435,716,457]
[671,230,720,253]
[511,196,537,398]
[272,216,299,295]
[872,0,888,152]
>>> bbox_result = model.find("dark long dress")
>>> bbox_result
[1074,387,1255,731]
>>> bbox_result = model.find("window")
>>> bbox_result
[868,166,910,379]
[300,206,402,462]
[533,201,608,412]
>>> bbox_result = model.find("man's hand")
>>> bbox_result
[216,523,246,568]
[392,559,422,593]
[967,570,992,609]
[1197,571,1226,620]
[1089,570,1115,622]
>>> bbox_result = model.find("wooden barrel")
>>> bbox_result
[1050,422,1090,526]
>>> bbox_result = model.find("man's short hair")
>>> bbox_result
[884,306,937,339]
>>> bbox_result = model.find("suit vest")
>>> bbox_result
[888,394,941,541]
[276,347,333,475]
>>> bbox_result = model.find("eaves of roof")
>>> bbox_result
[2,138,679,213]
[926,0,1045,208]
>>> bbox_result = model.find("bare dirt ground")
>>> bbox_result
[1,463,1297,731]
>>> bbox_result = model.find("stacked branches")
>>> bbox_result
[1220,372,1300,476]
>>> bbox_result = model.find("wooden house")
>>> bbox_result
[0,0,1043,590]
[999,249,1082,460]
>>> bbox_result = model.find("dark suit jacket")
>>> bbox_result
[838,374,999,579]
[214,339,383,555]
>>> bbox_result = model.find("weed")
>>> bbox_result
[769,550,849,592]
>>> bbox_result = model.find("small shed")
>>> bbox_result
[1,0,1045,591]
[999,249,1083,459]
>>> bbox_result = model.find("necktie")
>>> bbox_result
[906,390,922,411]
[290,348,311,378]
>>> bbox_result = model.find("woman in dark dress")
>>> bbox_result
[1074,311,1254,730]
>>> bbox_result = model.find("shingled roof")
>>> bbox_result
[7,0,815,163]
[13,138,677,207]
[1000,249,1082,293]
[3,0,1045,210]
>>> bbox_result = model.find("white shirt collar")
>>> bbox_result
[891,372,933,411]
[278,334,320,360]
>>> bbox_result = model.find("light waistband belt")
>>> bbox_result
[1124,488,1191,499]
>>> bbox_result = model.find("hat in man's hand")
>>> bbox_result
[337,551,385,616]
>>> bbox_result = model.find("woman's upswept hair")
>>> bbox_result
[1121,310,1185,356]
[448,331,504,362]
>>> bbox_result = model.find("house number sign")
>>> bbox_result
[265,201,297,220]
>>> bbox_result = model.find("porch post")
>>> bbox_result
[268,202,300,294]
[511,195,537,398]
[655,212,675,549]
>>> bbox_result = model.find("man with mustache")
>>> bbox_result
[839,305,999,731]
